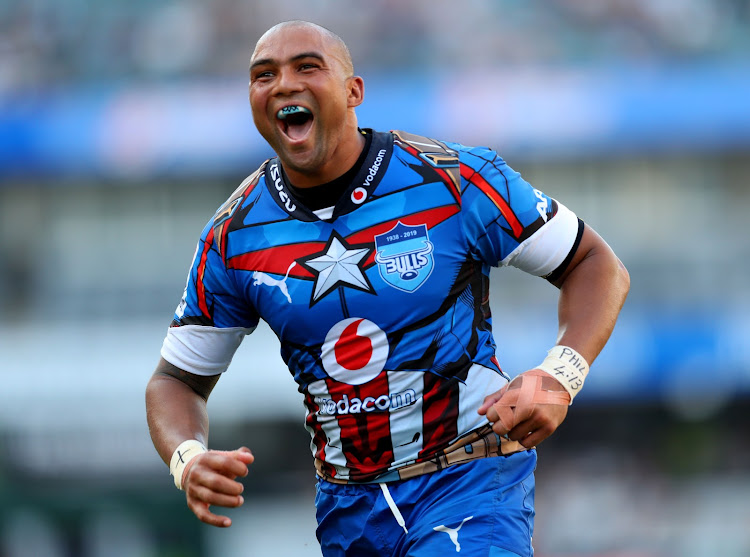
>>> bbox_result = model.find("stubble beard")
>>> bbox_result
[274,127,332,180]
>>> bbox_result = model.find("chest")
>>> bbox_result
[231,184,469,345]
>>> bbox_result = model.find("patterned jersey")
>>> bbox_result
[161,129,580,483]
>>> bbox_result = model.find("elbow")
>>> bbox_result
[613,256,631,306]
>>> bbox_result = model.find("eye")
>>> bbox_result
[299,62,319,71]
[251,70,274,82]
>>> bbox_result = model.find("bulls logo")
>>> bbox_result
[374,222,434,292]
[321,318,389,385]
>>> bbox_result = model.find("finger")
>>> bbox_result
[507,417,539,444]
[197,471,246,496]
[519,427,554,448]
[508,414,559,447]
[186,457,247,494]
[189,483,246,509]
[236,446,254,459]
[184,465,244,498]
[477,395,498,415]
[490,418,512,438]
[230,447,255,474]
[489,403,516,437]
[188,500,234,528]
[484,404,499,423]
[477,386,509,415]
[199,451,253,479]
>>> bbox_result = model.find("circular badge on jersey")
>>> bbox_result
[321,318,389,385]
[351,187,367,204]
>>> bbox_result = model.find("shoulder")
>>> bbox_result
[390,129,465,160]
[213,161,268,229]
[390,130,503,171]
[449,141,505,171]
[209,159,269,259]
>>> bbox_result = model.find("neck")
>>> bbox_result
[283,127,366,188]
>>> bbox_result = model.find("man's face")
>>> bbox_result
[249,25,363,180]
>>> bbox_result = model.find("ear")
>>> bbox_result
[346,76,365,108]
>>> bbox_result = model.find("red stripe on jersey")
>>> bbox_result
[225,207,458,277]
[348,205,460,267]
[419,372,460,460]
[226,243,323,277]
[326,372,394,481]
[460,164,524,239]
[491,355,503,374]
[197,228,214,319]
[434,166,462,206]
[304,391,337,479]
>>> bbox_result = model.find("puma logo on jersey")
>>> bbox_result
[252,261,296,303]
[433,516,473,552]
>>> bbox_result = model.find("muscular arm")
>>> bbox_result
[145,357,220,466]
[480,223,630,446]
[549,223,630,364]
[146,357,253,527]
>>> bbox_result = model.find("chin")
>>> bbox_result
[277,151,313,173]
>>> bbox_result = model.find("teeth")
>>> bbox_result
[277,106,311,120]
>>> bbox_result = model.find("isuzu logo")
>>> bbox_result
[269,162,296,212]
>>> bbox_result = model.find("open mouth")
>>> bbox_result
[277,105,314,142]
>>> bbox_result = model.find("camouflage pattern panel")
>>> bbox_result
[391,130,461,206]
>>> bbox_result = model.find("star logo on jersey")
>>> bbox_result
[301,231,374,305]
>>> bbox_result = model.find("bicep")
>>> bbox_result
[548,224,615,289]
[152,357,221,401]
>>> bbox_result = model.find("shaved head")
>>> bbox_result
[253,20,354,77]
[247,19,366,188]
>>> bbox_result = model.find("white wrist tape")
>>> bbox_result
[535,345,590,404]
[169,440,207,490]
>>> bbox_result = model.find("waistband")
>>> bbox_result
[315,423,528,485]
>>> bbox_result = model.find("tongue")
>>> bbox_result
[286,117,313,141]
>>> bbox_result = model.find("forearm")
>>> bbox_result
[145,358,253,527]
[145,360,217,466]
[554,236,630,365]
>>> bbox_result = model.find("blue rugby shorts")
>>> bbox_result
[315,450,536,557]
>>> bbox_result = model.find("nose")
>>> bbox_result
[274,66,304,95]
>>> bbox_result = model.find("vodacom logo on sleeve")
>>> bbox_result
[321,318,389,385]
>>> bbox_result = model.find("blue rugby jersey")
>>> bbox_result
[161,129,579,482]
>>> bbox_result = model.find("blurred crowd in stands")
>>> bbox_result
[1,0,749,91]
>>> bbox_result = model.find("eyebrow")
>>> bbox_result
[250,52,325,72]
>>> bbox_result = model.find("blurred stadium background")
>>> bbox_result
[1,0,749,555]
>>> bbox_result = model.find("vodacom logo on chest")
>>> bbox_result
[321,318,389,385]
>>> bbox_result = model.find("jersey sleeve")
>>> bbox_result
[459,145,580,277]
[160,218,259,375]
